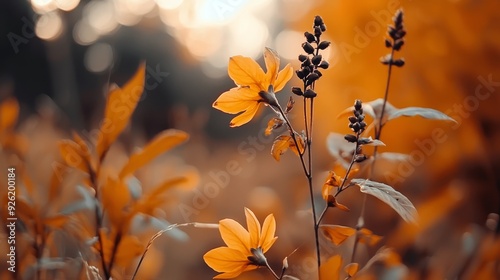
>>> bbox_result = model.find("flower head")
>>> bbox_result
[203,208,277,279]
[213,48,293,127]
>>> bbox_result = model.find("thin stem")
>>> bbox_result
[265,260,280,279]
[275,103,321,270]
[317,205,329,225]
[376,47,395,141]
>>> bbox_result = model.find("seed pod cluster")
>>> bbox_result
[293,15,331,98]
[381,9,406,68]
[344,99,368,163]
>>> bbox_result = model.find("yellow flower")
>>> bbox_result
[213,48,293,127]
[203,208,278,279]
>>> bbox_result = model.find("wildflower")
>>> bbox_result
[204,208,277,279]
[213,48,293,127]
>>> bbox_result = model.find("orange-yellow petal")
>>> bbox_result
[219,219,250,253]
[244,208,261,249]
[228,55,265,89]
[264,48,279,87]
[274,63,293,92]
[259,214,277,252]
[213,264,258,279]
[204,247,248,273]
[213,87,261,114]
[229,102,260,127]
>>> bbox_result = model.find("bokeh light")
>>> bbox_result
[35,11,63,41]
[84,42,114,73]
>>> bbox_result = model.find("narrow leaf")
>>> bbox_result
[351,179,418,224]
[96,62,146,161]
[43,215,69,229]
[388,106,457,123]
[119,129,189,179]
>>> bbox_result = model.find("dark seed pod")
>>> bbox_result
[318,41,331,50]
[354,154,368,163]
[314,15,323,27]
[320,24,326,32]
[314,26,322,37]
[302,42,315,54]
[313,69,322,78]
[298,54,308,62]
[344,134,357,143]
[291,87,303,96]
[295,69,305,79]
[393,39,404,51]
[304,32,316,43]
[301,58,311,67]
[302,66,311,76]
[385,39,392,48]
[318,61,329,69]
[354,99,362,110]
[394,10,403,28]
[393,59,405,67]
[311,54,322,66]
[306,73,320,84]
[348,116,358,123]
[304,89,317,98]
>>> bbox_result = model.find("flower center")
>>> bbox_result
[247,247,267,266]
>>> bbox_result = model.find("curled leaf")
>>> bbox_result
[351,179,418,224]
[265,117,284,136]
[271,134,304,161]
[388,106,457,123]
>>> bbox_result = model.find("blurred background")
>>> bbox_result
[1,0,500,279]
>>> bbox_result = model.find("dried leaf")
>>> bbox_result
[322,225,356,246]
[378,152,410,162]
[96,62,146,161]
[98,231,143,268]
[319,255,342,280]
[0,97,19,131]
[322,171,343,201]
[265,117,284,136]
[119,129,189,179]
[271,135,292,161]
[351,179,418,224]
[344,262,359,277]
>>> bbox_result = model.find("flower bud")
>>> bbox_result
[306,73,320,85]
[348,116,358,124]
[354,154,368,163]
[320,24,327,32]
[384,39,392,48]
